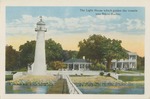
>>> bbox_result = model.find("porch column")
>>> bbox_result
[135,55,137,69]
[131,63,133,68]
[67,64,69,70]
[86,64,88,70]
[121,62,123,69]
[73,63,75,70]
[78,63,80,71]
[129,62,131,68]
[79,64,81,71]
[84,64,86,71]
[115,61,117,68]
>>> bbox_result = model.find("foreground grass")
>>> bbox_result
[119,76,144,82]
[118,70,144,74]
[70,75,144,87]
[70,76,120,84]
[7,75,58,86]
[6,75,13,81]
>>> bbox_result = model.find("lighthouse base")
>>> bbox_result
[28,63,47,75]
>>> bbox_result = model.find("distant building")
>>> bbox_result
[65,58,91,71]
[111,51,137,70]
[65,51,137,71]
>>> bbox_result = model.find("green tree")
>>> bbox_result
[99,63,106,71]
[137,56,145,70]
[78,34,107,63]
[62,50,78,61]
[19,40,36,69]
[45,39,63,63]
[6,45,19,71]
[104,39,128,71]
[78,34,128,71]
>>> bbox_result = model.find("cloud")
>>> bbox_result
[22,15,35,23]
[6,14,145,37]
[96,15,121,21]
[125,19,145,31]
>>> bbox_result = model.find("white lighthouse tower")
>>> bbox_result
[32,16,47,75]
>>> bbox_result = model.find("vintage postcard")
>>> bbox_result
[0,0,150,99]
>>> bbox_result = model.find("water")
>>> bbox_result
[78,86,144,94]
[6,84,50,94]
[6,84,144,94]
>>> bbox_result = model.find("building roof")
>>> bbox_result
[37,20,45,25]
[37,16,45,25]
[127,51,137,55]
[125,50,137,55]
[65,58,91,63]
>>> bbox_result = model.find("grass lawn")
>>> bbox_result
[119,76,144,82]
[134,70,144,73]
[8,75,58,85]
[71,75,120,84]
[6,75,13,81]
[15,67,27,72]
[117,70,144,74]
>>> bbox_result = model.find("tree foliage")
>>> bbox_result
[6,45,19,71]
[62,50,78,61]
[90,63,106,71]
[78,34,128,71]
[45,39,63,63]
[48,61,66,70]
[19,40,36,69]
[137,56,144,70]
[104,39,128,71]
[78,34,107,63]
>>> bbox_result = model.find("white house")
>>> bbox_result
[64,51,137,71]
[65,58,91,71]
[111,51,137,70]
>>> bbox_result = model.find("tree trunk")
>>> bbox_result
[106,59,112,72]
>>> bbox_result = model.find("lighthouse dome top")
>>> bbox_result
[37,16,45,25]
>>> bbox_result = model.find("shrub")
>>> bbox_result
[99,64,106,71]
[106,73,110,77]
[100,72,104,76]
[12,71,17,74]
[47,61,66,70]
[116,70,120,74]
[128,68,133,71]
[113,69,116,72]
[104,69,109,72]
[96,63,106,70]
[90,63,106,71]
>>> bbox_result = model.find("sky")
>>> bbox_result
[6,6,145,56]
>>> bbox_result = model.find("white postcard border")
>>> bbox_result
[0,0,150,99]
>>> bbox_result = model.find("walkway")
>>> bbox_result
[47,75,83,94]
[47,78,69,94]
[63,75,83,94]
